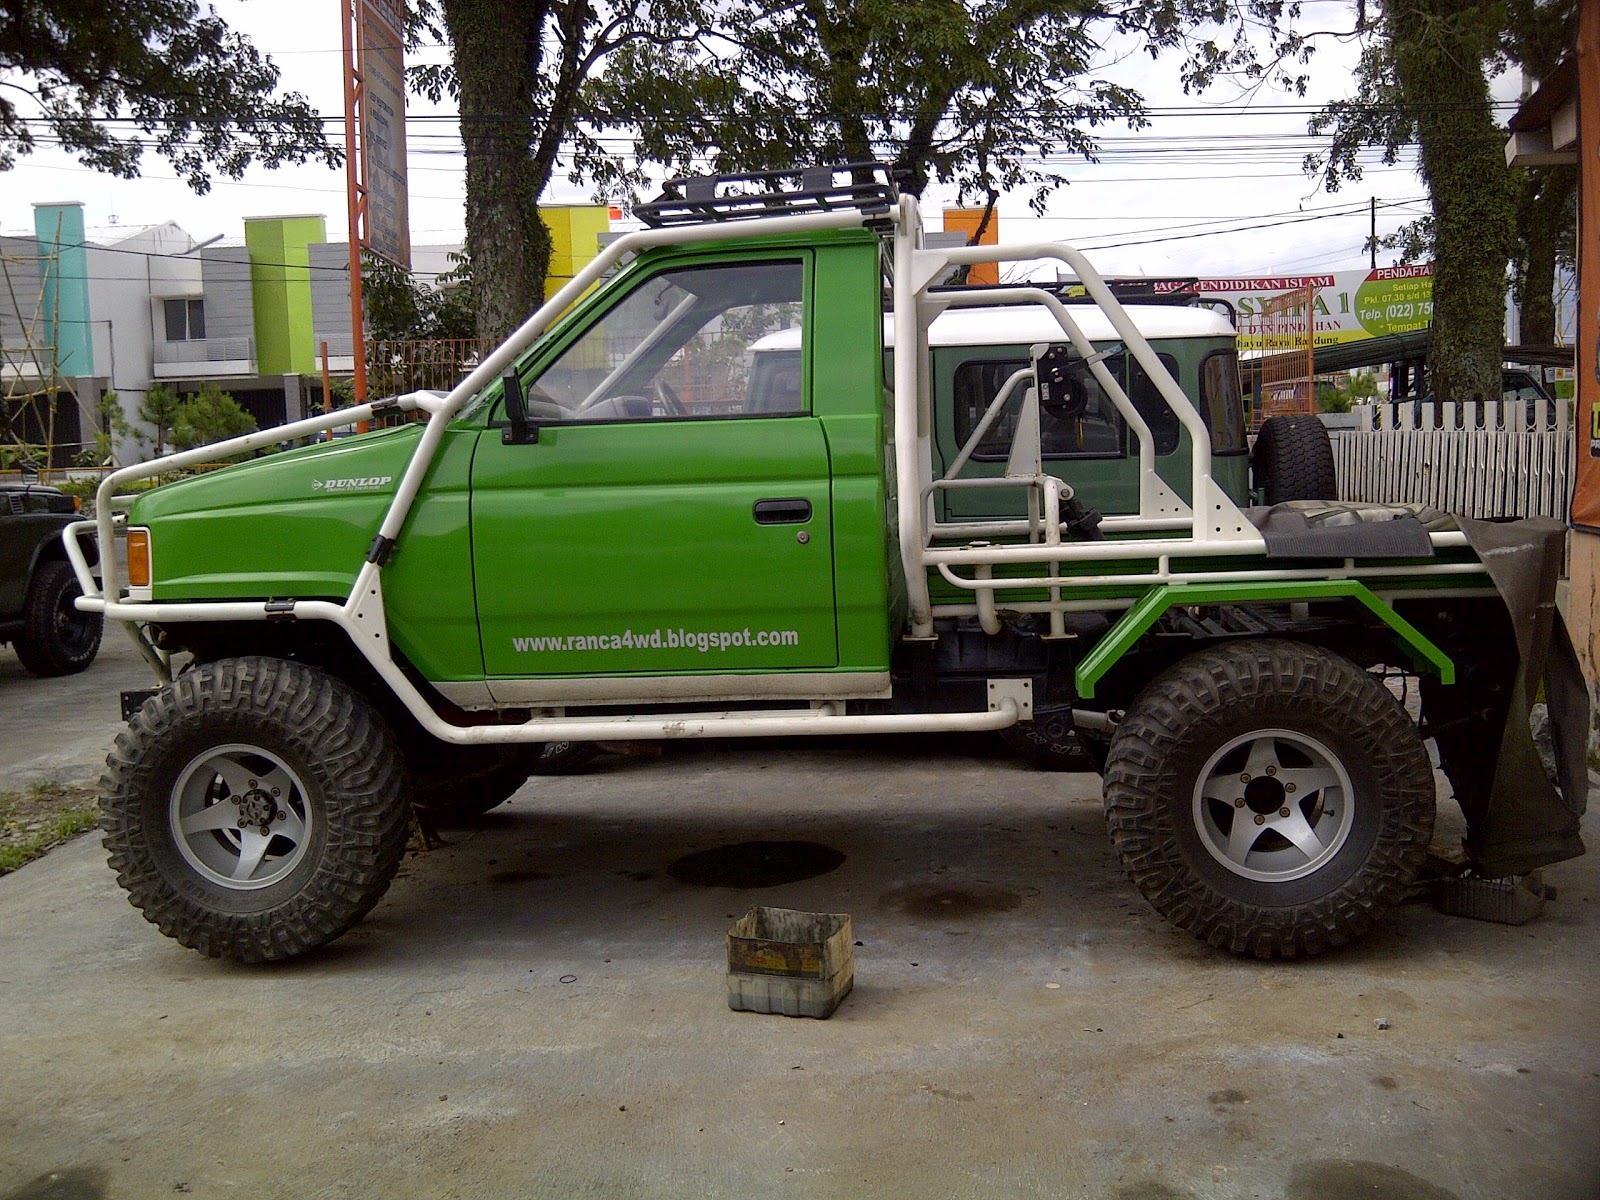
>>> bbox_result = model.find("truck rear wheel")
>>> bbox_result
[1102,639,1434,958]
[101,657,412,963]
[414,745,537,823]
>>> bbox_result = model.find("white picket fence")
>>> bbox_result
[1330,399,1576,520]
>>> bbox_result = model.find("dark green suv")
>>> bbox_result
[1,479,101,675]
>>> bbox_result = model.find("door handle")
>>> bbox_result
[753,498,812,525]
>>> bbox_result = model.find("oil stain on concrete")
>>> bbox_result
[877,881,1023,920]
[666,840,845,888]
[1285,1160,1462,1200]
[2,1170,107,1200]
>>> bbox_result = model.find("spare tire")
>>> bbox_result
[1252,415,1336,504]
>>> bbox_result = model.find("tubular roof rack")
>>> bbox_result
[926,277,1208,307]
[634,163,901,228]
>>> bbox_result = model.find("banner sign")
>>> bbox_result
[1154,265,1435,352]
[358,0,410,269]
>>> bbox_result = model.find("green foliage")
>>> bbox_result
[582,2,1151,213]
[1316,383,1351,414]
[0,0,338,190]
[172,383,257,452]
[0,782,99,876]
[0,441,46,470]
[77,390,132,467]
[1346,370,1381,404]
[363,250,476,343]
[1298,0,1573,402]
[138,384,185,456]
[134,382,256,457]
[409,0,699,337]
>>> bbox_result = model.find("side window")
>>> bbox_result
[1115,354,1181,457]
[529,261,804,422]
[953,359,1122,459]
[1201,350,1247,455]
[164,298,206,342]
[951,352,1178,459]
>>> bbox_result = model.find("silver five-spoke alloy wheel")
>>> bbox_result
[169,743,314,890]
[1192,728,1355,883]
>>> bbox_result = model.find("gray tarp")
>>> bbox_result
[1449,517,1591,875]
[1246,505,1591,875]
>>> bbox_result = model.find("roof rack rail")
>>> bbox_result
[634,162,900,228]
[926,277,1208,307]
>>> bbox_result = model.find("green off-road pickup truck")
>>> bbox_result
[67,164,1588,963]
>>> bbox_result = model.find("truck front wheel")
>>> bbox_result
[1102,640,1435,958]
[101,657,412,963]
[15,559,102,676]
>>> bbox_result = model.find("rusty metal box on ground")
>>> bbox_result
[726,906,854,1019]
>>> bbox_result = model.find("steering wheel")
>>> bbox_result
[653,376,687,416]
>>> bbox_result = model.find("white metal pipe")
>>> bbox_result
[91,395,418,600]
[934,286,1164,495]
[927,516,1194,539]
[893,195,936,635]
[931,598,1138,617]
[419,701,1022,744]
[924,538,1261,566]
[945,367,1034,479]
[940,245,1220,528]
[974,562,1001,634]
[934,560,1491,593]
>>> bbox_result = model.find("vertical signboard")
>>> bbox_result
[1575,0,1600,531]
[358,0,410,270]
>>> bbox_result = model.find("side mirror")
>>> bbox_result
[19,460,41,485]
[501,371,537,444]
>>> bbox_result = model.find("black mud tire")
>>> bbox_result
[14,559,102,676]
[100,657,412,963]
[1252,415,1336,504]
[414,746,537,823]
[529,740,602,775]
[1102,639,1435,959]
[1000,711,1097,772]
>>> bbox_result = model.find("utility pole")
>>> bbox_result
[1370,197,1377,270]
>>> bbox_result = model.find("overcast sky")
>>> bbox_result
[2,0,1524,282]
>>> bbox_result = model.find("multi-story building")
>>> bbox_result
[1,201,611,463]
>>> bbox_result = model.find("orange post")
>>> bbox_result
[340,0,369,427]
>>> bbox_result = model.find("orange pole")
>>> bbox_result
[340,0,369,428]
[319,339,333,441]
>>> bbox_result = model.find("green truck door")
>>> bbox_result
[471,257,839,679]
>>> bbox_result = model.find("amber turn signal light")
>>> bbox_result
[126,528,151,588]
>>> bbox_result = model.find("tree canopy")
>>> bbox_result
[410,0,700,339]
[1301,0,1577,401]
[0,0,337,192]
[580,0,1147,214]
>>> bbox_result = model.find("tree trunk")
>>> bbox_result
[440,0,549,341]
[1387,0,1516,403]
[1514,166,1575,346]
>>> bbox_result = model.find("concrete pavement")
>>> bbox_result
[1,623,152,790]
[0,703,1597,1197]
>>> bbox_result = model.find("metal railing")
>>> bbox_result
[368,337,498,397]
[152,336,254,365]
